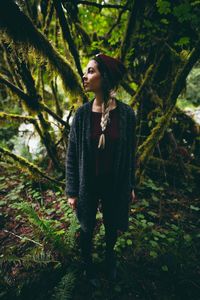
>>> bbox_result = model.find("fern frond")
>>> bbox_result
[51,270,77,300]
[11,202,68,256]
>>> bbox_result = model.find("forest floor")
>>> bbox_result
[0,162,200,300]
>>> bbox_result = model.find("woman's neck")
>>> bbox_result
[94,93,116,108]
[94,93,104,107]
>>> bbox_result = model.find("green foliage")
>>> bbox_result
[1,163,200,299]
[0,122,19,149]
[51,269,77,300]
[185,63,200,105]
[173,3,192,22]
[0,0,200,298]
[112,174,198,265]
[156,0,171,15]
[11,201,68,253]
[175,36,190,47]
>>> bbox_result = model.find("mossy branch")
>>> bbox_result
[130,64,154,108]
[120,0,145,62]
[43,1,54,36]
[0,146,65,188]
[77,1,126,9]
[53,0,83,77]
[137,106,175,168]
[74,22,91,47]
[0,73,34,107]
[0,111,36,123]
[167,42,200,109]
[137,41,200,179]
[0,74,68,127]
[1,39,23,89]
[0,72,66,172]
[0,0,86,100]
[0,111,44,140]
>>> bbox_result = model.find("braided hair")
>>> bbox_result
[92,53,126,150]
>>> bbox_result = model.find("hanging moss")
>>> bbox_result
[0,0,86,100]
[14,56,41,112]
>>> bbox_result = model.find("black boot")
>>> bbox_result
[82,256,100,287]
[105,250,117,281]
[104,227,118,281]
[79,229,100,287]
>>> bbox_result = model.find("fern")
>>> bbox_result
[11,201,69,256]
[0,248,60,270]
[63,214,80,251]
[51,270,77,300]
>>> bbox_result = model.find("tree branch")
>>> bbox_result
[0,74,69,127]
[0,0,87,101]
[136,41,200,180]
[77,1,126,10]
[0,73,33,105]
[130,64,154,107]
[167,43,200,109]
[105,7,126,38]
[120,0,145,62]
[53,0,83,77]
[0,146,65,188]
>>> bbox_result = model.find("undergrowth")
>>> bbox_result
[0,162,199,300]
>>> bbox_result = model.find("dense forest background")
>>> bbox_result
[0,0,200,299]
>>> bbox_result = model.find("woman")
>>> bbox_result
[65,53,137,284]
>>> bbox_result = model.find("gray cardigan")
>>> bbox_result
[65,98,136,232]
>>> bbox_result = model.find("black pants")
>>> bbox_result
[79,172,118,262]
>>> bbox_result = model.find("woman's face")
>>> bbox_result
[82,60,102,93]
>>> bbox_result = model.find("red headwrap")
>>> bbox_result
[93,53,126,89]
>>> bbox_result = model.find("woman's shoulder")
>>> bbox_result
[116,99,136,116]
[73,101,89,118]
[76,100,91,112]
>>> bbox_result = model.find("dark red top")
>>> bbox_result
[90,106,120,176]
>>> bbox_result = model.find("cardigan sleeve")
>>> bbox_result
[130,109,137,190]
[65,112,79,198]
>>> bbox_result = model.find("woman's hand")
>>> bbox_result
[131,189,137,203]
[67,197,78,210]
